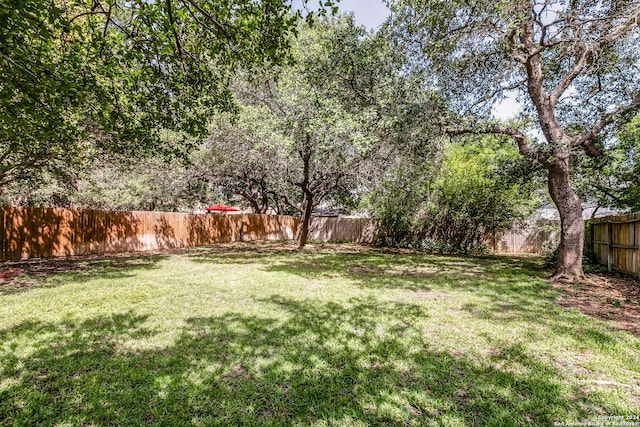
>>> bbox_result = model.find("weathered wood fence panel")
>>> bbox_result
[487,220,559,254]
[308,217,379,244]
[308,217,558,253]
[591,212,640,278]
[0,207,298,260]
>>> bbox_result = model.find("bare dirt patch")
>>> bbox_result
[551,274,640,336]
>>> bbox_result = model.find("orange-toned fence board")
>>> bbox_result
[0,208,299,260]
[591,212,640,278]
[241,214,298,241]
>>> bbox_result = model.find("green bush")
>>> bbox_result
[368,136,539,254]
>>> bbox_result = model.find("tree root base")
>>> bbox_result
[550,272,587,283]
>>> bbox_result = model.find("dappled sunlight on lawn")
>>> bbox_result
[1,242,639,425]
[0,299,613,426]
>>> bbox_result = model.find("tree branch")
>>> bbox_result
[598,6,640,47]
[165,0,184,60]
[182,0,230,38]
[446,125,532,156]
[471,78,527,110]
[573,92,640,156]
[68,10,108,25]
[268,191,300,213]
[549,43,591,108]
[521,13,549,108]
[549,4,640,110]
[592,183,624,205]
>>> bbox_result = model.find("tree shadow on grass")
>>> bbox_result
[213,249,635,351]
[0,253,166,295]
[255,251,552,301]
[192,247,628,344]
[185,242,300,265]
[0,297,612,426]
[187,245,638,347]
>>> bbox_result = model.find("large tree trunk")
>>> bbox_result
[296,191,313,249]
[546,157,585,280]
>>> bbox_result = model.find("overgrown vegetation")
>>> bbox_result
[369,136,539,253]
[1,244,638,425]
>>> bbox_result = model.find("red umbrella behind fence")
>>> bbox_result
[205,204,240,213]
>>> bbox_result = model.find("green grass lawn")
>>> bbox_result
[1,243,639,426]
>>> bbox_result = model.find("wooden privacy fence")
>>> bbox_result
[308,218,559,252]
[0,207,298,260]
[591,212,640,278]
[487,220,559,254]
[0,207,561,261]
[308,217,378,244]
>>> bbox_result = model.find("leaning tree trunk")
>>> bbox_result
[296,191,313,249]
[546,157,585,280]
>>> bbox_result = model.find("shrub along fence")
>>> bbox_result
[591,212,640,278]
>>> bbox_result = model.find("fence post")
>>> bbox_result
[636,219,640,280]
[607,221,613,273]
[0,208,4,260]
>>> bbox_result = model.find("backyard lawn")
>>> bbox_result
[1,242,639,426]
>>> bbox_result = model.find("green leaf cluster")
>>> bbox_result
[0,0,298,191]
